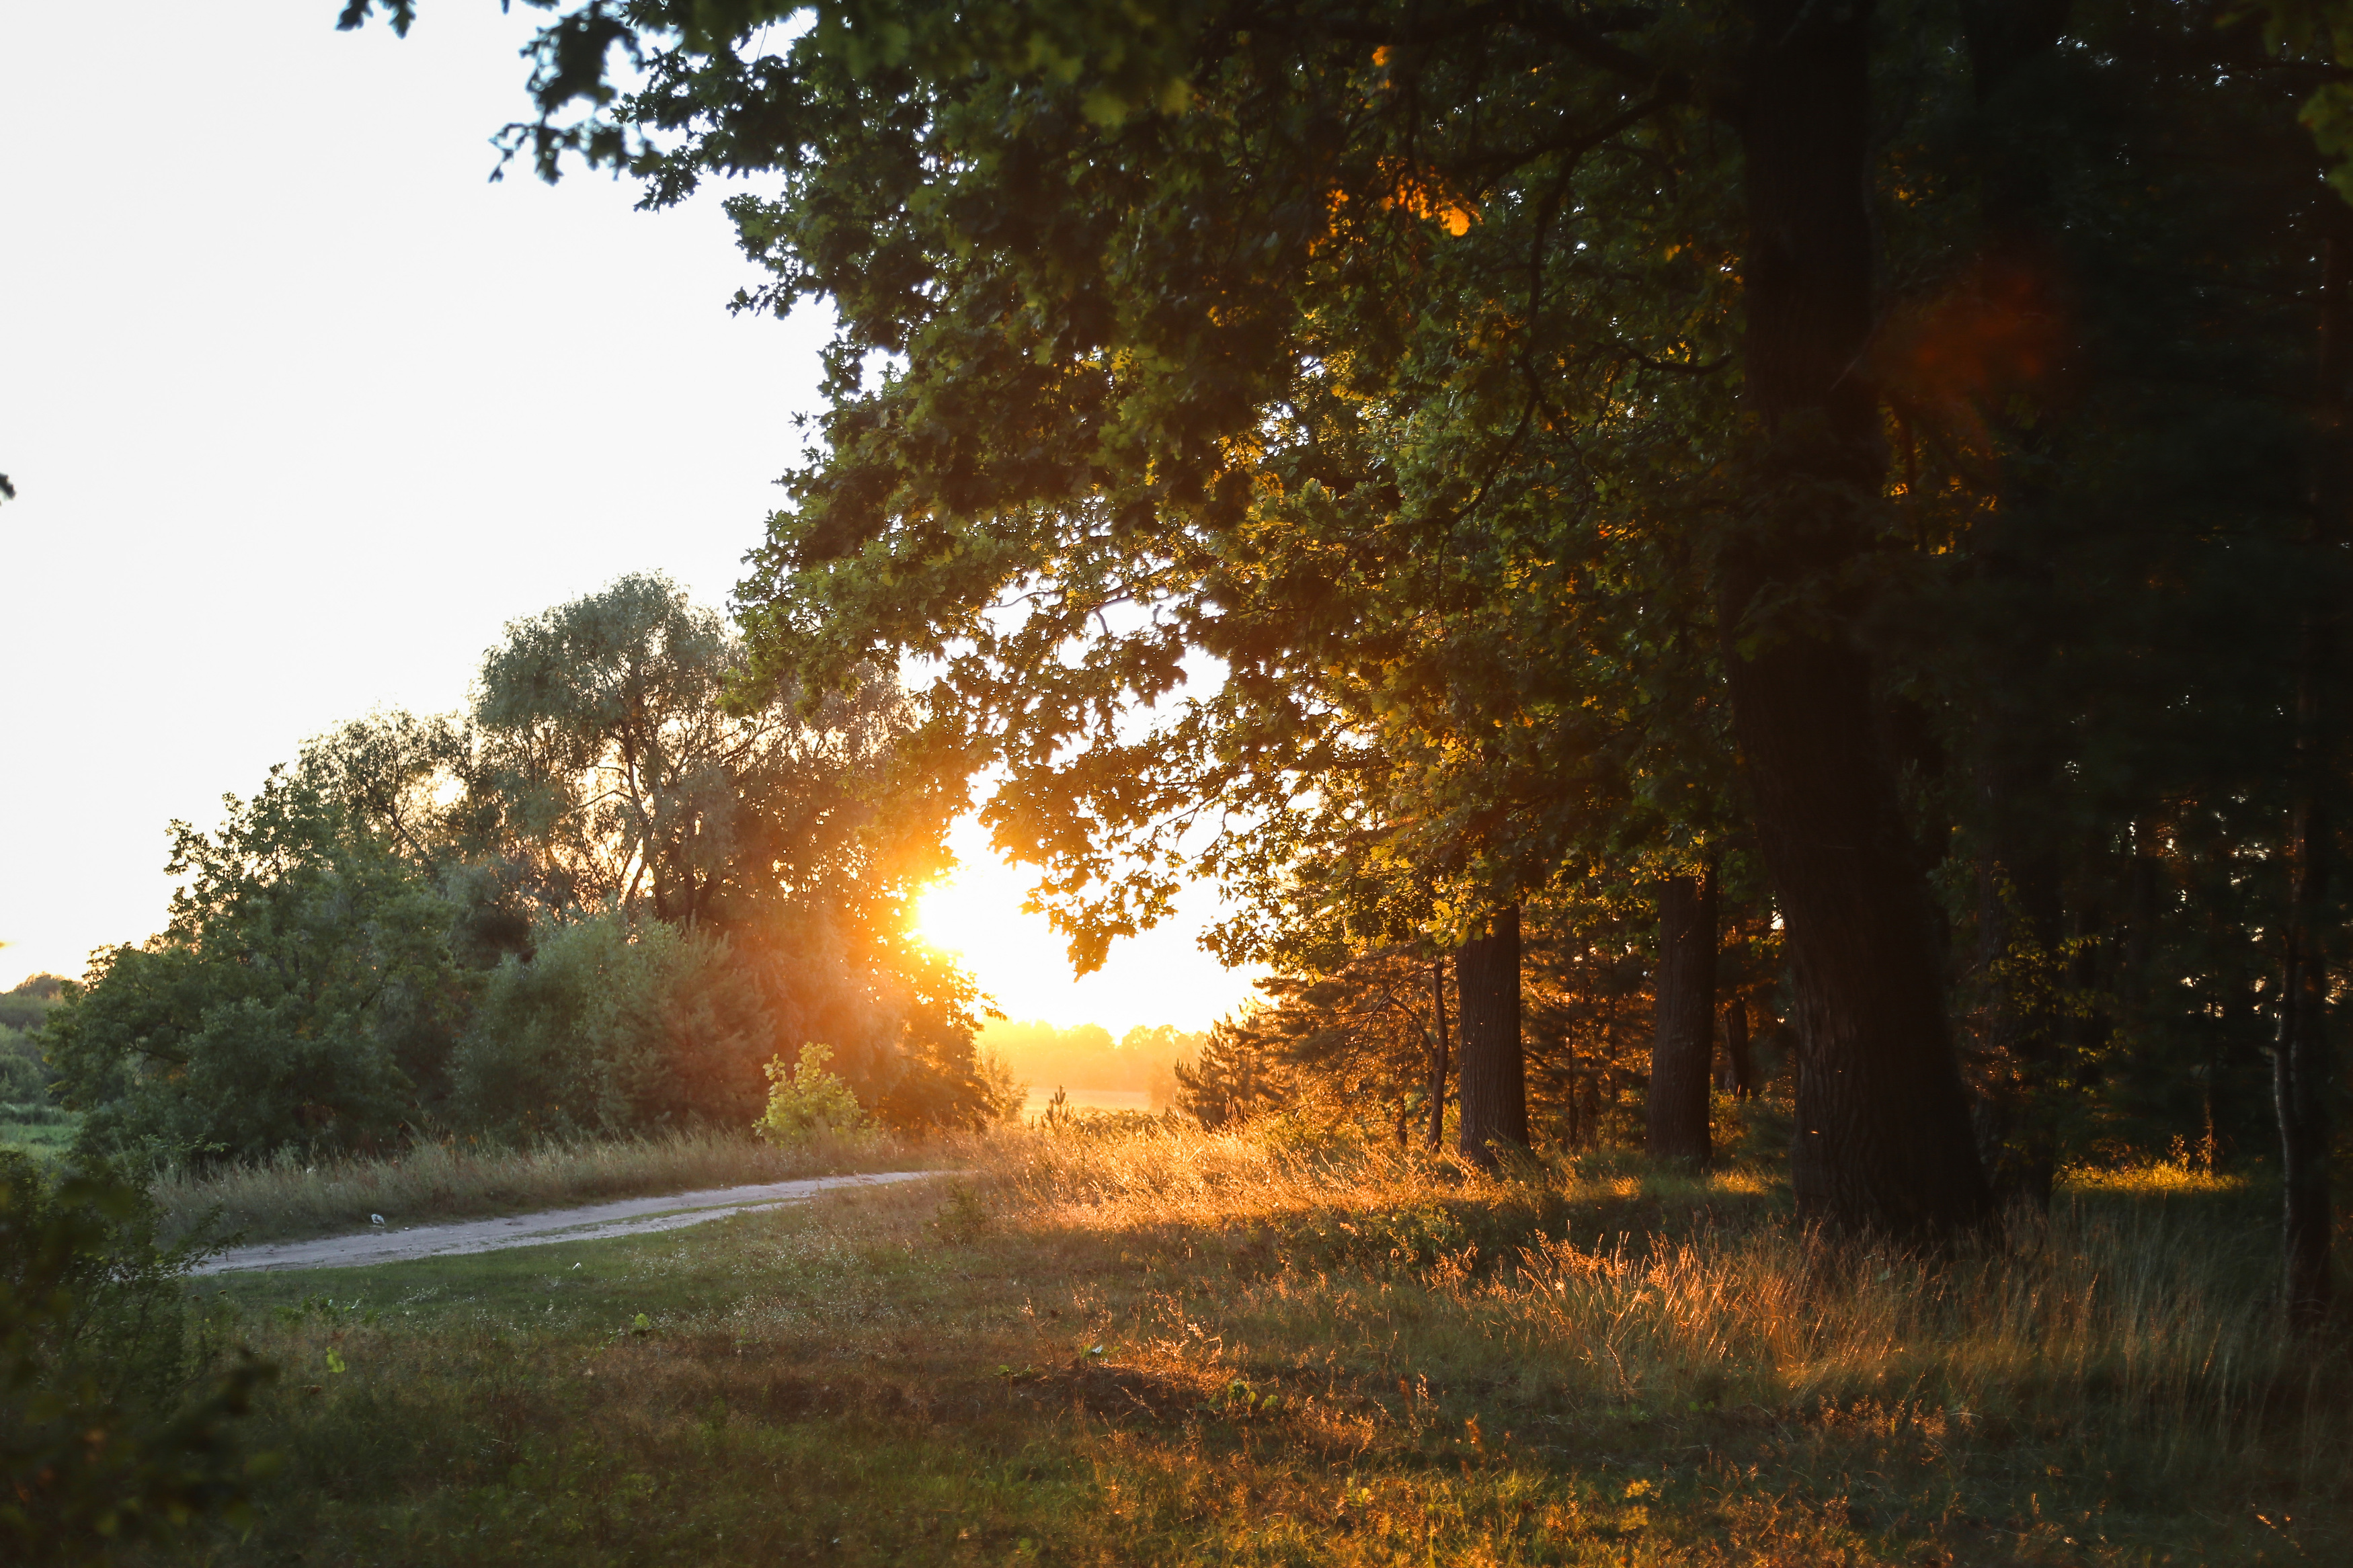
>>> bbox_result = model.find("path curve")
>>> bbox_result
[194,1169,951,1275]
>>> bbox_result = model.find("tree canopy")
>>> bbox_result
[49,573,1007,1165]
[336,3,2353,1312]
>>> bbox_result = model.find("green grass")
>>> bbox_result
[143,1127,2350,1567]
[0,1108,77,1167]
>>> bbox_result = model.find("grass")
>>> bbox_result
[0,1105,77,1167]
[153,1126,936,1247]
[148,1120,2347,1566]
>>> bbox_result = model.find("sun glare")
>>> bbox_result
[911,877,988,956]
[902,817,1264,1037]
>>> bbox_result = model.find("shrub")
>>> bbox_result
[756,1043,871,1147]
[0,1024,52,1106]
[0,979,65,1112]
[0,1151,270,1561]
[452,913,779,1139]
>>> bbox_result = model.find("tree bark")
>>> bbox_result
[1426,954,1451,1151]
[2278,223,2348,1334]
[1719,995,1755,1098]
[1647,869,1718,1162]
[1455,904,1527,1165]
[1726,0,1995,1238]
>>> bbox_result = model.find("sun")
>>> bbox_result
[910,876,988,956]
[901,814,1265,1037]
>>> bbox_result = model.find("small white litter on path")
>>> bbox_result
[194,1170,952,1276]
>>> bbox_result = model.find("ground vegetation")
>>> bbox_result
[1,1153,267,1563]
[136,1121,2352,1565]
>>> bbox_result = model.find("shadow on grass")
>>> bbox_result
[171,1138,2344,1567]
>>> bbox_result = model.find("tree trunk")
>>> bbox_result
[1455,903,1527,1165]
[2278,223,2348,1334]
[1720,996,1755,1098]
[1647,869,1718,1162]
[1726,0,1995,1238]
[1426,954,1451,1151]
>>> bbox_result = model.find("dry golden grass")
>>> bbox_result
[153,1124,930,1245]
[177,1118,2348,1565]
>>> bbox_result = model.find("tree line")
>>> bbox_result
[335,0,2353,1321]
[44,573,1010,1167]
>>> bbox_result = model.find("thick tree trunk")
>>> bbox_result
[1719,996,1755,1098]
[1426,954,1451,1151]
[1727,0,1995,1238]
[1455,904,1527,1165]
[1647,869,1718,1162]
[2278,226,2348,1333]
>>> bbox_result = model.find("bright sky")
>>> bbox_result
[0,3,1260,1034]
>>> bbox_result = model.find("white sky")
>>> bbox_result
[0,1,1260,1035]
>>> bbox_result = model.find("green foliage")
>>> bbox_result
[754,1042,870,1147]
[52,573,1002,1168]
[2249,1,2353,199]
[454,913,777,1140]
[1172,1018,1281,1131]
[0,1151,270,1562]
[338,0,1745,974]
[344,3,2353,1233]
[46,773,467,1167]
[0,973,66,1029]
[0,1028,50,1108]
[1,976,67,1111]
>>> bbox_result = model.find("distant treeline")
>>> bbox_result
[0,975,65,1110]
[980,1020,1201,1107]
[40,574,1012,1171]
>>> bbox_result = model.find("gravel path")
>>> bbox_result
[193,1169,951,1275]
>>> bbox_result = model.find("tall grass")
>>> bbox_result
[154,1126,934,1245]
[189,1118,2347,1563]
[974,1118,2349,1516]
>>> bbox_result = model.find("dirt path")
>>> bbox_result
[194,1170,951,1275]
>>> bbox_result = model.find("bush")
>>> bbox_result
[454,913,779,1139]
[0,1024,52,1106]
[46,774,467,1169]
[755,1043,871,1147]
[0,1151,270,1561]
[1,977,67,1112]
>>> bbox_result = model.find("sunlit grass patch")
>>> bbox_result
[160,1129,2350,1567]
[2065,1154,2251,1197]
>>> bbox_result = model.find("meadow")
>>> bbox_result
[145,1110,2345,1567]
